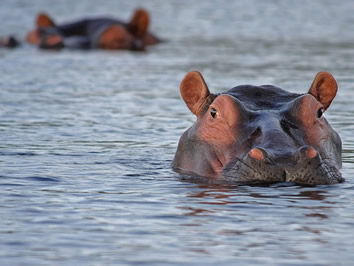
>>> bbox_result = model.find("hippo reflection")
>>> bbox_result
[173,71,343,185]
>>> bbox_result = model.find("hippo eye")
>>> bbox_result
[210,108,218,118]
[317,107,324,118]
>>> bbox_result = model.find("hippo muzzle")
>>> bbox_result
[173,71,343,186]
[222,146,343,185]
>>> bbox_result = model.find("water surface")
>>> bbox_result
[1,0,354,265]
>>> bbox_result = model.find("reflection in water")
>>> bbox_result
[177,180,335,256]
[293,190,327,201]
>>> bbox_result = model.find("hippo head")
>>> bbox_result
[173,71,343,185]
[26,13,56,45]
[98,9,150,51]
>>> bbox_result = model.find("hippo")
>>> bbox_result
[2,8,160,51]
[173,71,343,185]
[0,35,20,48]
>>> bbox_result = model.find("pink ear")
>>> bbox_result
[36,13,55,27]
[127,8,150,38]
[180,71,211,117]
[308,72,338,110]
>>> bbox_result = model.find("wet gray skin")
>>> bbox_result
[173,71,343,185]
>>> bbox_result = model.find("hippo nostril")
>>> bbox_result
[249,148,264,160]
[305,146,318,159]
[295,146,321,163]
[248,147,270,162]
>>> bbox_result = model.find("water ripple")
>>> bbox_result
[1,0,354,265]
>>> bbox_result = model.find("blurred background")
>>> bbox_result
[1,0,354,265]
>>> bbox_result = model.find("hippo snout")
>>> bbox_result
[222,146,344,185]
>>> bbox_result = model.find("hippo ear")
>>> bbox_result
[308,72,338,110]
[127,8,150,38]
[36,13,56,27]
[180,71,211,117]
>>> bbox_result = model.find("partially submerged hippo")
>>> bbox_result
[1,8,160,51]
[173,71,343,185]
[0,36,19,48]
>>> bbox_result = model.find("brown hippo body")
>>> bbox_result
[25,9,161,51]
[173,71,343,185]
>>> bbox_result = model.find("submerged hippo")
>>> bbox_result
[1,8,160,51]
[173,71,343,185]
[0,35,19,48]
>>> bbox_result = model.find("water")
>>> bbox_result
[1,0,354,265]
